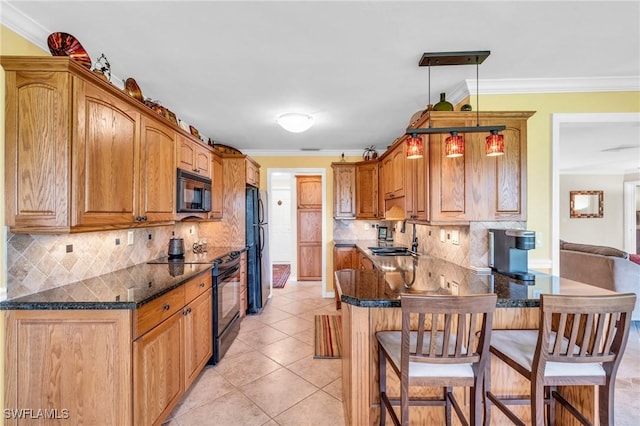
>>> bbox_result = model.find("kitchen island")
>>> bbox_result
[335,249,616,426]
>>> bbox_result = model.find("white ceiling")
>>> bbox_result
[2,0,639,173]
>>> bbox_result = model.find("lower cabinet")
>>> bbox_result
[3,270,213,426]
[333,245,358,309]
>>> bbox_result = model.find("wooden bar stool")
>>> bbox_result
[485,293,636,426]
[376,293,497,426]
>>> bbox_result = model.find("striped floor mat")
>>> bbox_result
[314,315,342,359]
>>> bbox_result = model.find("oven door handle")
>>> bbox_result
[219,264,240,278]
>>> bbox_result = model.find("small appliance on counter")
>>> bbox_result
[489,229,536,281]
[168,238,185,259]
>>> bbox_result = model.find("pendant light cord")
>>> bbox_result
[476,57,480,127]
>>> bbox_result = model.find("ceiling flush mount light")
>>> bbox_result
[406,134,424,159]
[276,113,314,133]
[406,51,506,157]
[444,132,464,158]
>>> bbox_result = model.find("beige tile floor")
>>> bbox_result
[165,277,640,426]
[165,279,345,426]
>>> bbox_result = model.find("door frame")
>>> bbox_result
[267,168,329,297]
[551,112,640,275]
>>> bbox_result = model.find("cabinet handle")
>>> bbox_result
[199,282,205,288]
[141,216,148,222]
[183,309,189,316]
[163,304,170,311]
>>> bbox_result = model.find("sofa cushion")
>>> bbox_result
[559,240,628,259]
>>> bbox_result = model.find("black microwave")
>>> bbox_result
[177,169,212,213]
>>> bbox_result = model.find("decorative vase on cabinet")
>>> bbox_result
[433,92,454,111]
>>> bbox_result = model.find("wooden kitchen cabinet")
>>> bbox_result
[426,111,533,222]
[333,245,358,310]
[332,162,357,219]
[246,157,260,187]
[1,56,182,233]
[358,250,375,270]
[404,134,429,221]
[134,308,184,426]
[209,152,224,219]
[4,269,215,426]
[355,160,379,219]
[3,309,133,426]
[382,142,405,200]
[177,135,212,179]
[134,271,213,425]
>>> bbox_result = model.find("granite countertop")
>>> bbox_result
[335,241,611,308]
[0,246,245,310]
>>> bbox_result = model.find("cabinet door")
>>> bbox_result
[429,131,469,222]
[139,116,176,223]
[359,251,375,270]
[332,163,356,219]
[390,145,406,198]
[134,311,183,426]
[405,140,429,221]
[183,289,213,389]
[4,70,71,231]
[246,159,260,187]
[194,144,212,179]
[209,152,224,219]
[4,309,132,426]
[297,176,323,209]
[334,247,357,270]
[356,161,379,219]
[74,78,139,226]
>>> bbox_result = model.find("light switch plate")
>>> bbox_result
[440,229,446,243]
[127,230,134,246]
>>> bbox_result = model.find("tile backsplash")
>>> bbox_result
[4,223,204,300]
[335,219,526,270]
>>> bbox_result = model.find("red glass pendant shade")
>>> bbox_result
[444,132,464,158]
[406,136,423,159]
[486,130,505,156]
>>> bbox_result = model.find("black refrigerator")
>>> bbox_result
[246,187,271,314]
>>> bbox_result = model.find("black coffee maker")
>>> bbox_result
[489,229,536,281]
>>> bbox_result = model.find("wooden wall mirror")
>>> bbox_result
[570,190,603,218]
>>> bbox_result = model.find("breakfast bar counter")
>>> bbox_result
[335,258,615,426]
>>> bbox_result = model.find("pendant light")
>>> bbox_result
[486,130,505,156]
[406,134,424,159]
[444,132,464,158]
[405,51,506,158]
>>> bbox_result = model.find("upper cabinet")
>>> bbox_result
[177,135,212,179]
[246,157,260,187]
[209,152,224,220]
[404,135,429,221]
[332,163,356,219]
[426,111,533,222]
[1,56,215,233]
[355,160,379,219]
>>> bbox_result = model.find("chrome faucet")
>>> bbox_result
[411,223,418,252]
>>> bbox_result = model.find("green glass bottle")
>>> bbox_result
[433,92,454,111]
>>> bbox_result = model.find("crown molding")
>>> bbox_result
[464,77,640,95]
[0,2,50,52]
[242,149,365,158]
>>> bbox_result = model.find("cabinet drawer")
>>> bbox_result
[185,272,212,303]
[135,286,185,338]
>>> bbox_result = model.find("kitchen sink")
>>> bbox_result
[368,246,411,256]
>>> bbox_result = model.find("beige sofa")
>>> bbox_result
[559,241,640,321]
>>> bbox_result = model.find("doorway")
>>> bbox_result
[551,112,640,275]
[267,168,328,295]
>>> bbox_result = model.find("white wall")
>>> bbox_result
[269,174,293,264]
[560,174,625,249]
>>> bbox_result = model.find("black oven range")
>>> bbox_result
[148,248,243,365]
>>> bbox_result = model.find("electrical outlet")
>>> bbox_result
[451,230,460,245]
[364,223,370,231]
[189,226,194,235]
[115,238,120,246]
[440,229,446,243]
[451,281,459,295]
[66,244,73,253]
[127,230,134,246]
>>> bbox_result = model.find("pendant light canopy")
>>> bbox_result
[406,135,424,159]
[406,50,507,158]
